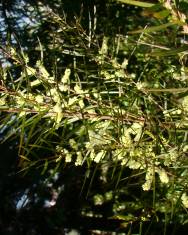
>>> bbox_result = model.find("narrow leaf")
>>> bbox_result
[143,88,188,93]
[115,0,154,8]
[129,21,183,34]
[150,45,188,57]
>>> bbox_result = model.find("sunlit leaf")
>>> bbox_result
[115,0,154,8]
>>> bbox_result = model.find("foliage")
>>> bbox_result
[1,0,188,234]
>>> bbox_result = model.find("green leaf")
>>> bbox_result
[150,45,188,57]
[129,21,183,34]
[143,88,188,93]
[114,214,136,221]
[41,160,48,175]
[153,10,170,19]
[145,3,164,12]
[115,0,154,8]
[141,2,170,19]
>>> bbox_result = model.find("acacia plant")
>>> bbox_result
[1,0,188,233]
